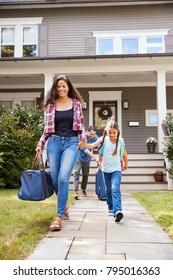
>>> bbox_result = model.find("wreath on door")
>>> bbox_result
[98,105,112,120]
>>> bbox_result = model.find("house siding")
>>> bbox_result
[1,4,173,56]
[122,87,173,153]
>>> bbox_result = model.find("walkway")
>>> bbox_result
[27,191,173,260]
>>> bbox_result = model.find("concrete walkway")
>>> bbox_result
[27,191,173,260]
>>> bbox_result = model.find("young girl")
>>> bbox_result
[79,120,128,223]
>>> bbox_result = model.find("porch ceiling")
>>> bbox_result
[1,55,173,88]
[1,72,173,89]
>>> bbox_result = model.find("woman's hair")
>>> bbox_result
[43,74,83,108]
[99,120,120,156]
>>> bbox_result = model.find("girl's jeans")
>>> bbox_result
[47,135,79,217]
[103,171,122,215]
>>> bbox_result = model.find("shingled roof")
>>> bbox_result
[0,0,173,5]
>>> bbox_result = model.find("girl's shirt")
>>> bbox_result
[37,98,86,148]
[99,135,125,173]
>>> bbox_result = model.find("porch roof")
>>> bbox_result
[1,53,173,89]
[0,0,173,9]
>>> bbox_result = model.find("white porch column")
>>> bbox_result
[156,70,167,152]
[43,73,54,98]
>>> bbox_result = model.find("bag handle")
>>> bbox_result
[32,154,50,198]
[32,154,45,170]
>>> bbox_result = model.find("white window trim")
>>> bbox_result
[145,109,173,126]
[0,18,42,57]
[93,29,169,55]
[0,18,43,25]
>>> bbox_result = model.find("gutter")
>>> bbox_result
[0,52,173,62]
[0,1,173,9]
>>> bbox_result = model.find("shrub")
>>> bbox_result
[0,105,44,188]
[162,112,173,135]
[0,152,5,187]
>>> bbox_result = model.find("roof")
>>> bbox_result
[0,0,173,7]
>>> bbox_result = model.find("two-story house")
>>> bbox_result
[0,0,173,153]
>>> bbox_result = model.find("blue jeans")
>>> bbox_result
[103,171,122,215]
[47,135,79,217]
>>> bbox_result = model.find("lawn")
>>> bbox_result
[0,189,74,260]
[1,190,173,260]
[132,191,173,241]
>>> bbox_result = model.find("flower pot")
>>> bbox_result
[154,173,163,182]
[147,144,156,153]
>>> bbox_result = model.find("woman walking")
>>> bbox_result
[36,75,86,231]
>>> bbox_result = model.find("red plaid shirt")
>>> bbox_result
[37,98,86,148]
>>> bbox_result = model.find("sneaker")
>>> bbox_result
[74,191,79,200]
[108,209,113,216]
[82,190,87,197]
[114,211,123,223]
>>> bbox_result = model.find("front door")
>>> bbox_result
[93,101,117,136]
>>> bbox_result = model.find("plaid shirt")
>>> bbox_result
[37,98,86,148]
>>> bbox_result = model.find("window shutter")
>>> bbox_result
[86,37,96,55]
[165,33,173,53]
[38,23,48,57]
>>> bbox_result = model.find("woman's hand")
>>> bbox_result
[35,146,42,160]
[78,141,87,149]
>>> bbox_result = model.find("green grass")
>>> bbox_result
[0,189,74,260]
[132,191,173,241]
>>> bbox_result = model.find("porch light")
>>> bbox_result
[82,101,87,110]
[123,101,129,110]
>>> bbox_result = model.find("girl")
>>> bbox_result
[80,120,128,223]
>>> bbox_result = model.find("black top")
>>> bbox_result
[55,108,78,137]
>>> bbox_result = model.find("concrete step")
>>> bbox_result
[69,181,167,191]
[70,153,167,191]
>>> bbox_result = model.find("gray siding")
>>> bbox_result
[1,4,173,56]
[77,86,173,154]
[122,87,173,153]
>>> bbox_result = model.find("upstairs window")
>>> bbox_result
[97,38,114,55]
[0,18,42,58]
[1,27,15,57]
[22,26,37,57]
[122,38,138,54]
[146,37,163,53]
[93,30,168,55]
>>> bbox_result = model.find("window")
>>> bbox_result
[97,38,114,55]
[93,30,168,55]
[1,27,15,57]
[0,18,42,58]
[146,37,164,53]
[21,99,36,109]
[0,100,13,108]
[122,38,138,54]
[145,110,173,126]
[22,26,37,57]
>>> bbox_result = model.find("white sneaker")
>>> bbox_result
[74,191,79,200]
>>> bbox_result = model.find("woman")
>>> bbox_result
[36,75,86,231]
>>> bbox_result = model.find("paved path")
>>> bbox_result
[27,191,173,260]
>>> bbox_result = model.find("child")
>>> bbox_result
[79,120,128,223]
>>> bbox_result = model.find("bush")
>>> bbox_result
[162,112,173,135]
[0,152,5,187]
[0,105,44,188]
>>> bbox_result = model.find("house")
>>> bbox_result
[0,0,173,153]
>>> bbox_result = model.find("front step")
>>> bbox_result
[70,153,168,191]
